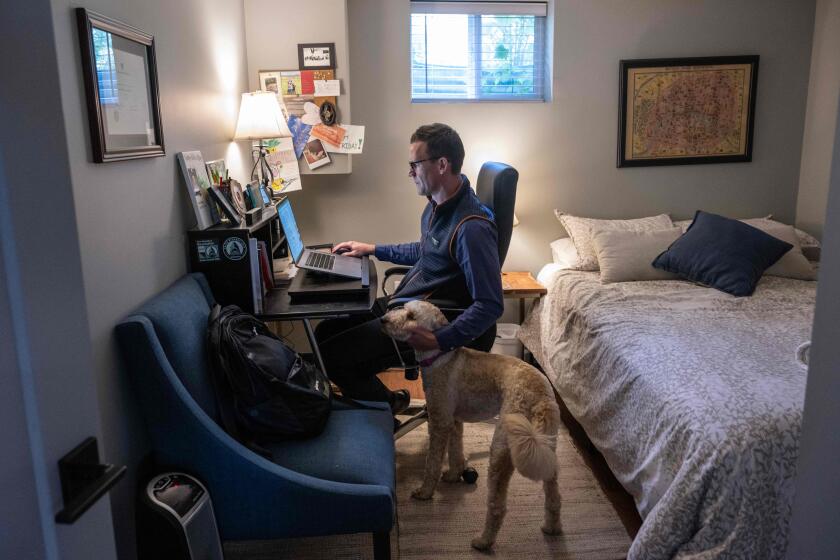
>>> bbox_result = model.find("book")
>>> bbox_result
[209,186,241,225]
[248,238,262,314]
[257,240,274,292]
[177,151,218,229]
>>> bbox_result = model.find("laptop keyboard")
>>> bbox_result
[305,251,336,270]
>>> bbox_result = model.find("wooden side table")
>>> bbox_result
[501,271,547,323]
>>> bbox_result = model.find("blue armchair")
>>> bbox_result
[116,273,395,558]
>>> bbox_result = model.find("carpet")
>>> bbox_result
[225,420,631,559]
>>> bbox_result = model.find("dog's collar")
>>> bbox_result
[418,352,446,367]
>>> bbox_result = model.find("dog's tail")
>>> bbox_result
[502,404,559,481]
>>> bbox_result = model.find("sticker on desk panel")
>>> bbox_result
[223,237,247,261]
[196,239,221,262]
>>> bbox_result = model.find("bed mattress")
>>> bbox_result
[518,267,816,559]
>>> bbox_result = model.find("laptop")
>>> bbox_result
[277,198,365,280]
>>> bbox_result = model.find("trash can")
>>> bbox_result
[491,323,523,359]
[137,473,224,560]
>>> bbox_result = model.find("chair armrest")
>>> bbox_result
[386,296,465,314]
[382,266,411,297]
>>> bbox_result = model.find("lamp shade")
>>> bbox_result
[233,91,291,140]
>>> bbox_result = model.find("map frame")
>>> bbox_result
[617,55,759,168]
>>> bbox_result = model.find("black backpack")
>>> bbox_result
[207,304,332,444]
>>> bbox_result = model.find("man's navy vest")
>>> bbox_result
[393,176,496,305]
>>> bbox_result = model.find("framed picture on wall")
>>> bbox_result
[617,55,759,167]
[297,43,336,70]
[76,8,165,163]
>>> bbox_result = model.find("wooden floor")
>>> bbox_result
[379,367,642,542]
[377,368,425,399]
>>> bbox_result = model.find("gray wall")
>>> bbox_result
[49,1,252,558]
[796,0,840,239]
[281,0,815,276]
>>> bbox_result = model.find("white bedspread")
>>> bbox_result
[518,268,816,559]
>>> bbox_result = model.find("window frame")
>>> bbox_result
[410,1,548,103]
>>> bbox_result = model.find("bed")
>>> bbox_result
[518,265,816,559]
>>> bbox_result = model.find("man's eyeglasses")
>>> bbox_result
[408,156,443,172]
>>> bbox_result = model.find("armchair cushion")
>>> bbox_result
[267,407,395,489]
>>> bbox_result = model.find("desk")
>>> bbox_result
[501,271,547,323]
[258,260,378,374]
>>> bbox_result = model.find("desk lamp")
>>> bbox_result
[233,91,291,191]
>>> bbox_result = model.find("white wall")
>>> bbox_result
[796,0,840,239]
[276,0,816,277]
[48,1,252,558]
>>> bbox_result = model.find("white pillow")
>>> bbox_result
[676,214,820,271]
[593,228,682,283]
[745,222,816,280]
[553,211,674,271]
[742,216,820,252]
[549,238,580,269]
[676,215,820,252]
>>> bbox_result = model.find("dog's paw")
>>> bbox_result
[470,536,494,551]
[441,469,462,483]
[411,487,434,500]
[541,522,562,536]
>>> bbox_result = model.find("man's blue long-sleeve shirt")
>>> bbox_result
[375,219,503,351]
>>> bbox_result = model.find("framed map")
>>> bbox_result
[618,56,759,167]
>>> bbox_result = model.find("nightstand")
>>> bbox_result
[501,271,547,324]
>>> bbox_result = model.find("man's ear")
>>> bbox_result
[437,156,449,175]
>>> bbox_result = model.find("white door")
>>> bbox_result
[0,1,119,557]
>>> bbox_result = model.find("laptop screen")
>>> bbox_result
[277,199,304,263]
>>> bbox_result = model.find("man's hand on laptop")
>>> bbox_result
[332,241,374,257]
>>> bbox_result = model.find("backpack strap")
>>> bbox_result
[331,393,389,411]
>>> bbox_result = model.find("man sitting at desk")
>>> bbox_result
[315,123,503,420]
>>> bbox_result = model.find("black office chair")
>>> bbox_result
[386,161,519,440]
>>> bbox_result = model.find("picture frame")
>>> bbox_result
[177,151,218,230]
[297,43,336,70]
[76,8,165,163]
[617,55,759,167]
[205,159,227,186]
[208,187,241,225]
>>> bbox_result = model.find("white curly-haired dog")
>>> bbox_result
[382,300,562,550]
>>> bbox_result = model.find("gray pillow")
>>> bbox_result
[593,228,682,283]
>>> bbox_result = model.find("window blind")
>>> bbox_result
[410,1,547,101]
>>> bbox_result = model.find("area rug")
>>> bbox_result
[225,420,631,559]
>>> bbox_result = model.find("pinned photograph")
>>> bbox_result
[310,123,346,148]
[264,76,278,93]
[303,138,331,170]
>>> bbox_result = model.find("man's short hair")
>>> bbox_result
[410,123,465,175]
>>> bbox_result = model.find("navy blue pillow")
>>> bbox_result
[652,211,793,297]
